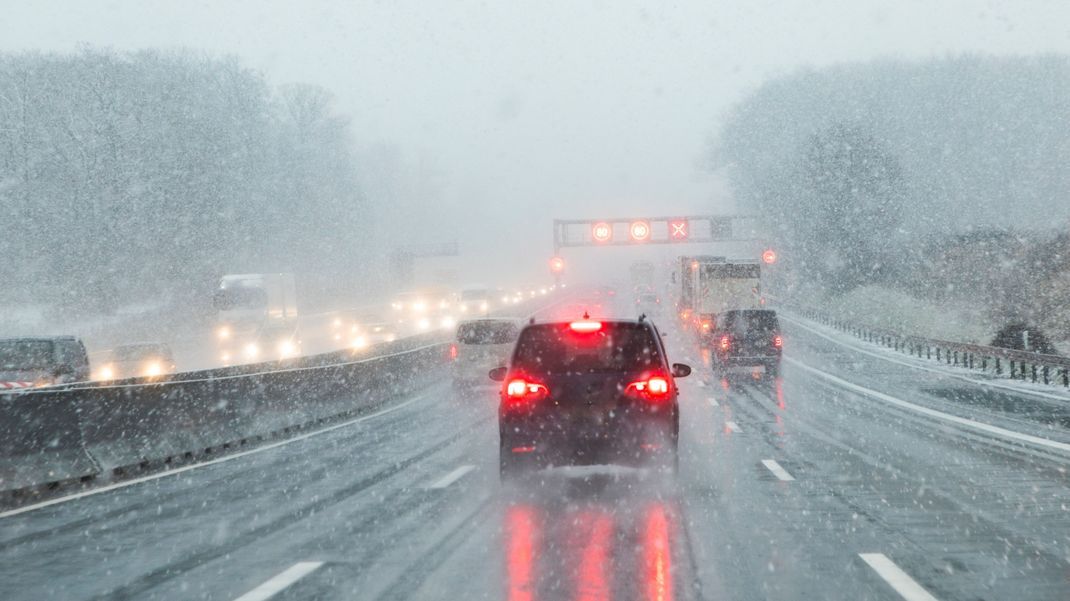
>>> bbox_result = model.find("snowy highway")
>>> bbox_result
[2,295,1068,601]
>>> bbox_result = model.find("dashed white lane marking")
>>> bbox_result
[761,459,795,481]
[707,397,719,407]
[234,561,324,601]
[859,553,940,601]
[427,465,475,489]
[697,380,707,388]
[725,421,741,433]
[787,358,1070,455]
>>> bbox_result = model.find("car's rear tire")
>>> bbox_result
[499,442,529,483]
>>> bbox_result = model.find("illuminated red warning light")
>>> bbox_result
[549,256,565,273]
[762,249,777,264]
[592,222,612,243]
[669,219,689,240]
[629,221,651,242]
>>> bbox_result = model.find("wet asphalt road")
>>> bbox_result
[1,309,1069,600]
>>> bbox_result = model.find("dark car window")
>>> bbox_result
[55,340,89,370]
[722,310,779,336]
[457,321,520,345]
[512,323,662,374]
[0,340,54,370]
[213,287,268,311]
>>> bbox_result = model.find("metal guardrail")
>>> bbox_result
[794,308,1070,388]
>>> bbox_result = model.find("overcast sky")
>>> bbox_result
[3,0,1069,277]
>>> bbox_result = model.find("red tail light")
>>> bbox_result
[701,321,711,331]
[719,335,730,350]
[625,376,671,402]
[449,344,458,360]
[505,378,550,401]
[773,335,783,348]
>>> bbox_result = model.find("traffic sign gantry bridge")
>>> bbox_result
[552,214,760,254]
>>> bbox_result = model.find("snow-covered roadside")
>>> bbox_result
[782,310,1070,402]
[811,285,993,344]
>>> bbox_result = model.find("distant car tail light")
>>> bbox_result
[719,335,730,351]
[505,378,549,401]
[701,320,711,331]
[625,376,671,402]
[569,320,602,333]
[449,344,458,360]
[773,335,783,348]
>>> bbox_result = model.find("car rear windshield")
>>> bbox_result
[456,321,520,345]
[722,310,779,335]
[0,340,54,370]
[511,322,662,374]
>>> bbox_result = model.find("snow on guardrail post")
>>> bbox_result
[787,301,1070,392]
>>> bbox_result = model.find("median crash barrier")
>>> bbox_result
[0,392,100,492]
[1,337,452,506]
[1,291,565,506]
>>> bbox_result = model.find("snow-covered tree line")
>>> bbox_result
[0,48,367,313]
[714,55,1070,341]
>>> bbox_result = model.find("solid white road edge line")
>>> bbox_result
[859,553,940,601]
[782,313,1070,402]
[427,465,475,489]
[786,357,1070,454]
[761,459,795,481]
[233,561,325,601]
[0,389,437,520]
[725,420,741,433]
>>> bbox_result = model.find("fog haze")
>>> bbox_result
[3,0,1069,277]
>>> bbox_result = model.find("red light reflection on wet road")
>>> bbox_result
[574,510,614,601]
[503,500,677,601]
[506,504,539,601]
[642,504,673,601]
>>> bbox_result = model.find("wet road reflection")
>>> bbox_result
[502,476,684,601]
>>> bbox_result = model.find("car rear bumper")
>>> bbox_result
[500,412,677,467]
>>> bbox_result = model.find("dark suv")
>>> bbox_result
[490,317,690,480]
[0,336,91,387]
[711,309,782,376]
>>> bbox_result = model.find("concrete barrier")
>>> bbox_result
[0,391,100,491]
[0,293,559,506]
[0,340,450,503]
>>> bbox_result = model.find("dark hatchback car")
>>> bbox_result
[490,317,690,480]
[711,309,782,376]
